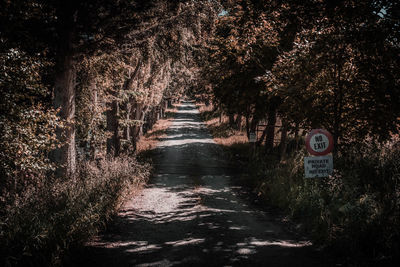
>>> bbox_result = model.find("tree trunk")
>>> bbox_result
[333,62,343,154]
[52,5,77,177]
[235,115,242,130]
[245,114,250,137]
[228,112,235,127]
[218,104,222,123]
[279,121,288,160]
[131,102,147,151]
[106,98,120,156]
[147,109,154,131]
[265,107,277,153]
[250,117,259,133]
[122,59,141,152]
[256,125,268,146]
[89,79,98,160]
[125,102,131,140]
[53,53,77,177]
[294,122,299,150]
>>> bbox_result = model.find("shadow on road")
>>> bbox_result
[69,101,330,267]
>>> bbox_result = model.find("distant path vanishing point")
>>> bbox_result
[72,101,331,267]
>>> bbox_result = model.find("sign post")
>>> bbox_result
[304,129,334,178]
[249,132,257,158]
[249,132,256,143]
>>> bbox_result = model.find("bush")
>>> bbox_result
[0,49,151,266]
[249,143,400,262]
[0,156,150,267]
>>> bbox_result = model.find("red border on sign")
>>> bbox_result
[305,129,334,156]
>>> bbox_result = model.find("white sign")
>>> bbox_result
[249,132,256,143]
[305,129,334,156]
[304,155,333,178]
[310,134,330,153]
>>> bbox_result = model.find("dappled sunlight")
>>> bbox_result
[126,244,162,253]
[82,102,321,266]
[165,238,205,247]
[239,237,312,248]
[158,138,215,147]
[121,179,259,224]
[170,122,204,127]
[156,105,214,148]
[249,239,311,248]
[89,173,315,264]
[175,107,200,113]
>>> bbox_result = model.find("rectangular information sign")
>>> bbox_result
[249,132,256,143]
[304,155,333,178]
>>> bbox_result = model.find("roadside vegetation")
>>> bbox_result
[199,102,400,265]
[137,104,178,154]
[0,103,178,266]
[1,0,399,266]
[0,1,216,266]
[194,1,400,264]
[1,156,149,267]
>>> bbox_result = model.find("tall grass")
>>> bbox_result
[0,156,150,266]
[248,143,400,263]
[198,105,399,264]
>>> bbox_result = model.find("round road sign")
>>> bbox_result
[305,129,334,156]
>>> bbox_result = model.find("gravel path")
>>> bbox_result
[72,101,330,266]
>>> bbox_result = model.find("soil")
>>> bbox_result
[69,101,335,267]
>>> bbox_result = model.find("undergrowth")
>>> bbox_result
[245,144,400,264]
[0,156,150,267]
[199,104,400,265]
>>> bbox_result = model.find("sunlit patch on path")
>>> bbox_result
[77,101,328,267]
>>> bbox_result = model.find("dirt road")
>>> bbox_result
[73,101,330,266]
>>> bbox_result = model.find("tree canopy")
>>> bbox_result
[198,0,400,150]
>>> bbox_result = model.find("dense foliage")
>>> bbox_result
[200,0,400,149]
[196,0,400,263]
[1,0,399,265]
[1,156,149,266]
[242,143,400,264]
[0,0,218,265]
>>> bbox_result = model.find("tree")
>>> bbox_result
[268,0,400,149]
[204,0,399,152]
[1,0,219,176]
[202,0,296,145]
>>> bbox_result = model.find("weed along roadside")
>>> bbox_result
[61,104,178,266]
[68,100,330,267]
[2,1,400,266]
[0,102,176,267]
[198,102,400,266]
[136,104,178,160]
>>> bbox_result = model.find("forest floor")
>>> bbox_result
[69,101,335,266]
